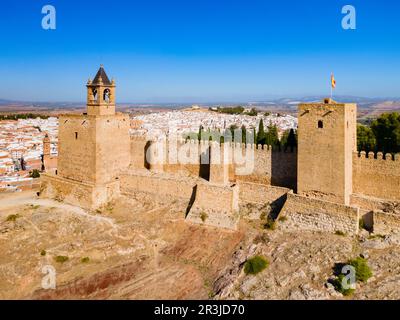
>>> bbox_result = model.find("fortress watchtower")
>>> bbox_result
[41,66,131,209]
[297,98,357,205]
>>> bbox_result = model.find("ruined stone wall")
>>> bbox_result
[237,181,289,205]
[279,192,359,234]
[353,151,400,201]
[40,173,120,210]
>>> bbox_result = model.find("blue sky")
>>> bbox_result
[0,0,399,102]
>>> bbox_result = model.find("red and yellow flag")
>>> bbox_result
[331,73,336,89]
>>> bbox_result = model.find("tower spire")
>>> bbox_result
[86,66,116,115]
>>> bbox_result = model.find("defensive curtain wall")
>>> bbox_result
[39,67,400,234]
[126,135,400,234]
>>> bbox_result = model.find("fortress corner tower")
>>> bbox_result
[297,98,357,205]
[40,66,130,209]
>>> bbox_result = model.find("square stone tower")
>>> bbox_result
[41,66,130,209]
[297,98,357,205]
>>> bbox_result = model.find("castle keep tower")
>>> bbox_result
[41,66,130,209]
[297,98,357,205]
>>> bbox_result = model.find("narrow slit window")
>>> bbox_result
[318,120,323,129]
[75,132,78,139]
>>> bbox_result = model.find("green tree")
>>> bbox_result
[357,124,376,152]
[198,125,204,141]
[257,119,266,145]
[265,124,279,146]
[245,108,258,116]
[241,125,247,144]
[281,129,297,151]
[30,169,40,178]
[370,112,400,154]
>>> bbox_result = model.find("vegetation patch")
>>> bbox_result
[200,212,208,222]
[358,218,371,232]
[330,274,355,296]
[54,255,69,263]
[81,257,90,263]
[278,216,287,222]
[335,230,346,236]
[263,217,276,230]
[40,250,47,256]
[244,255,269,275]
[330,256,373,296]
[348,257,373,283]
[6,214,20,222]
[29,169,40,178]
[368,234,385,240]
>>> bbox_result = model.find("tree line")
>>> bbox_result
[357,112,400,155]
[210,106,259,116]
[0,113,50,120]
[185,118,297,151]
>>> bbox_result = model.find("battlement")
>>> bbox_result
[355,151,400,161]
[132,135,296,153]
[353,151,400,201]
[130,134,148,142]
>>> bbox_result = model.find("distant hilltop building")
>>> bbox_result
[40,67,400,235]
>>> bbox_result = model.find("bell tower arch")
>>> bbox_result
[86,65,116,115]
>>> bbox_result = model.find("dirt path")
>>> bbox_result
[0,191,118,229]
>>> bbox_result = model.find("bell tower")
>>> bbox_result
[41,66,131,210]
[86,65,116,115]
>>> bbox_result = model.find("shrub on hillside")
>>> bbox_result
[244,255,269,275]
[348,257,372,283]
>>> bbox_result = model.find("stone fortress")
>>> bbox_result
[40,66,400,236]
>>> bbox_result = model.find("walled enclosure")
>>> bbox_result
[40,67,400,234]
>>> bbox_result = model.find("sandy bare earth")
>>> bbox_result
[0,191,399,300]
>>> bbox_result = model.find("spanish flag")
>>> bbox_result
[331,73,336,89]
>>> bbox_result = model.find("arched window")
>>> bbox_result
[92,89,98,102]
[103,88,111,103]
[318,120,323,129]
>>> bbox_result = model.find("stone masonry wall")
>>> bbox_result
[279,192,359,234]
[130,138,297,189]
[237,181,290,205]
[40,173,120,210]
[119,171,196,202]
[353,151,400,201]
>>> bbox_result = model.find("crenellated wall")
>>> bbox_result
[353,151,400,201]
[129,136,297,189]
[129,137,400,205]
